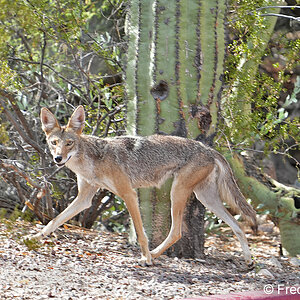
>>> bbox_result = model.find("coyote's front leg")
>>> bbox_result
[114,184,152,266]
[26,178,98,240]
[124,192,152,265]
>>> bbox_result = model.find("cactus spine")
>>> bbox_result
[125,0,227,254]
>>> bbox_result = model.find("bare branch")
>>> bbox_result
[37,31,47,105]
[0,89,35,141]
[257,6,300,11]
[260,13,300,21]
[0,95,44,156]
[256,5,300,21]
[8,57,84,93]
[0,159,42,190]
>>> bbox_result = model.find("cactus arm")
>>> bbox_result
[198,0,218,105]
[177,0,201,138]
[136,0,157,136]
[227,154,300,256]
[154,1,180,135]
[125,0,139,136]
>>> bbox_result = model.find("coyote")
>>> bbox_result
[36,105,257,267]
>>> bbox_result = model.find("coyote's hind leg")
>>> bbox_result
[150,177,192,259]
[194,184,253,267]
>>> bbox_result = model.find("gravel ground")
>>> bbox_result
[0,219,299,299]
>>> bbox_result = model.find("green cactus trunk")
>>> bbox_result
[125,0,227,257]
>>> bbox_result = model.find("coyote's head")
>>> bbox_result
[40,106,85,167]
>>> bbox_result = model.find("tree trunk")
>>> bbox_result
[125,0,227,258]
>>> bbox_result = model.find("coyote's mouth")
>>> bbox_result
[56,155,72,167]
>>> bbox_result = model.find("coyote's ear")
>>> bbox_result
[66,105,85,134]
[40,108,60,135]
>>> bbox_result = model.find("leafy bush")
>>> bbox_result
[220,0,299,155]
[0,0,128,230]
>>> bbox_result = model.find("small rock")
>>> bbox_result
[56,257,68,265]
[258,224,274,233]
[289,257,300,267]
[257,268,275,279]
[269,256,282,268]
[191,277,199,283]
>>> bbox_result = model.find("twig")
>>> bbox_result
[0,159,42,190]
[257,6,300,11]
[226,146,300,171]
[256,5,300,21]
[37,31,47,106]
[0,96,44,156]
[259,13,300,21]
[8,57,84,93]
[0,89,35,141]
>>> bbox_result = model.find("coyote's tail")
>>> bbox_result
[215,153,257,232]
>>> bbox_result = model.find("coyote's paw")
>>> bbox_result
[139,254,153,267]
[247,261,255,270]
[22,233,45,250]
[139,258,152,267]
[150,249,160,259]
[244,255,255,270]
[23,232,44,242]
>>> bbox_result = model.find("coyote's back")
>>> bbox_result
[101,134,216,188]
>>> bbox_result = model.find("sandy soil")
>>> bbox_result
[0,219,299,299]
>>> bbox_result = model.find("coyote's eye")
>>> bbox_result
[66,140,74,147]
[51,140,58,146]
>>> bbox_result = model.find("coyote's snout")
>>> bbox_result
[36,105,257,267]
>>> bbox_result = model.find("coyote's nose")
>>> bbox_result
[54,156,63,163]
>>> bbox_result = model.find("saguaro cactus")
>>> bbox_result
[125,0,227,256]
